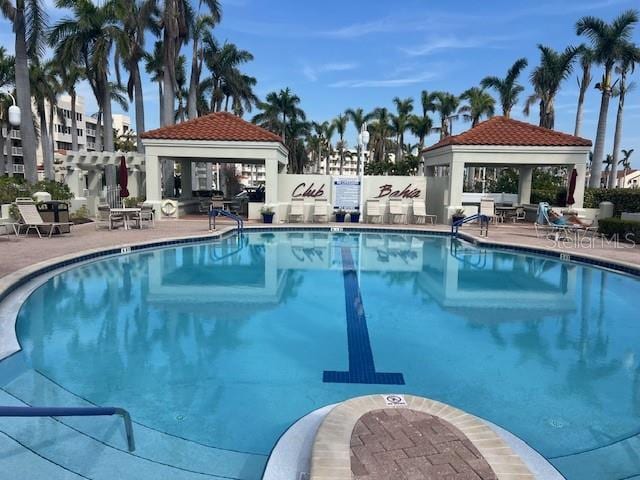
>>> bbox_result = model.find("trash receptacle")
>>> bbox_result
[37,201,71,234]
[599,201,614,220]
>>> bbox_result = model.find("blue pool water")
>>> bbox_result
[5,231,640,479]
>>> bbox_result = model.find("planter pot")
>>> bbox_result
[350,213,361,223]
[451,215,465,225]
[335,213,346,223]
[262,213,274,224]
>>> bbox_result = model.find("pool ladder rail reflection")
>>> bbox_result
[0,405,136,452]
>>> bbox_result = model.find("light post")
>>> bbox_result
[1,92,21,176]
[357,122,369,224]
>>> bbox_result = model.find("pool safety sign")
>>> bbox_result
[332,176,361,211]
[382,394,407,407]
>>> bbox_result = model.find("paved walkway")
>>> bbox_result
[351,409,496,480]
[0,219,638,279]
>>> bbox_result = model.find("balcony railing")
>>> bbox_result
[11,146,23,156]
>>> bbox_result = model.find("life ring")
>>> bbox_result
[161,201,176,216]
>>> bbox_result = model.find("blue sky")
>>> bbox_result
[1,0,639,166]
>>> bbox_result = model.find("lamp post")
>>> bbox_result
[357,122,369,223]
[1,92,21,176]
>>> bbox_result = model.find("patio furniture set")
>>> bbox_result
[96,204,155,231]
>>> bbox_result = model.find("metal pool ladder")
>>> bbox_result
[451,214,490,238]
[0,405,136,452]
[208,207,244,233]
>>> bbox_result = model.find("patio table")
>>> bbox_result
[110,208,141,230]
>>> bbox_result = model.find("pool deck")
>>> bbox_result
[1,219,638,280]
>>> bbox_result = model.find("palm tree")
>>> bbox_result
[173,54,188,122]
[187,5,221,119]
[481,58,528,118]
[433,92,459,138]
[252,88,303,142]
[368,107,392,163]
[0,47,14,177]
[345,107,369,174]
[576,10,639,187]
[408,114,433,150]
[222,71,257,115]
[524,45,578,129]
[145,40,165,124]
[619,149,634,185]
[56,61,84,151]
[333,114,348,175]
[419,90,438,118]
[322,121,335,175]
[574,45,594,137]
[51,0,124,156]
[391,96,413,161]
[607,44,640,188]
[30,59,61,180]
[0,0,45,183]
[114,0,158,153]
[459,87,495,127]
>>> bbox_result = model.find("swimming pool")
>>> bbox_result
[2,230,640,479]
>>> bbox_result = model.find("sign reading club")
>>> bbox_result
[291,182,326,198]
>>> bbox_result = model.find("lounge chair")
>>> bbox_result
[96,204,125,230]
[366,200,384,224]
[313,198,329,223]
[288,198,305,223]
[412,200,436,225]
[480,198,497,224]
[16,201,73,238]
[389,199,406,224]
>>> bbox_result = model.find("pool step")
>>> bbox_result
[1,369,267,480]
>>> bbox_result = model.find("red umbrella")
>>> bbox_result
[118,156,130,198]
[566,168,577,206]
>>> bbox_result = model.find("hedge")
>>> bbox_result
[531,187,567,207]
[0,177,73,204]
[584,188,640,215]
[598,217,640,243]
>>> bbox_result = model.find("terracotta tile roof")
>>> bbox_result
[422,116,592,153]
[140,112,283,143]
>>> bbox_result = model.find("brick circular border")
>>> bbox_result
[310,394,535,480]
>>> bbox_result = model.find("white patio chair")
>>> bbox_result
[16,202,73,238]
[412,200,436,225]
[480,198,497,224]
[288,198,305,223]
[511,207,526,223]
[366,200,384,224]
[132,204,155,229]
[313,198,329,223]
[389,199,406,224]
[96,204,124,230]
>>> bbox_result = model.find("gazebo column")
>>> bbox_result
[146,154,162,202]
[180,160,193,199]
[518,167,533,205]
[571,163,586,209]
[66,167,85,199]
[264,156,279,204]
[448,161,465,208]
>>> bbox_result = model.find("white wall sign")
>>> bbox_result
[332,176,361,211]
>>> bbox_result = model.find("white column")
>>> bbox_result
[518,167,533,205]
[448,160,465,207]
[66,167,84,198]
[128,167,141,198]
[146,154,162,202]
[264,157,279,205]
[572,163,586,209]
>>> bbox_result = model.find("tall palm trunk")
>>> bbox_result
[157,82,164,125]
[47,101,55,179]
[0,126,5,176]
[162,61,175,127]
[133,66,145,153]
[187,38,199,120]
[574,64,591,137]
[607,71,627,189]
[589,80,612,188]
[70,91,78,151]
[14,11,38,184]
[38,105,53,180]
[101,79,116,187]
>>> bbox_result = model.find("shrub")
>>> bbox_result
[531,187,567,206]
[584,188,640,215]
[123,196,145,208]
[0,177,72,204]
[598,217,640,243]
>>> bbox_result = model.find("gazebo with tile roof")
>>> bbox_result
[140,112,288,218]
[420,116,592,221]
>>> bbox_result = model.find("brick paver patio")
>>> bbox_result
[350,409,497,480]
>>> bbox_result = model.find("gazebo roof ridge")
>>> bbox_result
[422,116,592,153]
[141,112,284,144]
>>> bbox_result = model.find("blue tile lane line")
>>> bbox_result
[323,247,405,385]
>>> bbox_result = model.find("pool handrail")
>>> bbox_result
[451,214,489,238]
[0,405,136,452]
[208,207,244,233]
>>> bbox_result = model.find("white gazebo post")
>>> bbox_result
[448,160,466,216]
[358,123,369,222]
[572,162,587,209]
[517,167,533,205]
[146,155,162,203]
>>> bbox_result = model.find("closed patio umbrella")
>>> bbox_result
[566,168,577,206]
[119,156,130,198]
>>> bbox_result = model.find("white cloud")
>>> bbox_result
[302,62,358,81]
[402,35,513,57]
[329,71,437,88]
